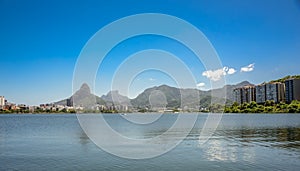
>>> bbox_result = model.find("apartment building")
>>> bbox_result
[285,78,300,103]
[255,82,285,104]
[233,86,256,104]
[0,96,5,106]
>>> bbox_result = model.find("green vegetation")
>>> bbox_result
[0,107,130,114]
[0,109,30,114]
[0,107,76,114]
[269,75,300,83]
[224,100,300,113]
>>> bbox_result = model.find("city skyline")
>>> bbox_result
[1,0,300,105]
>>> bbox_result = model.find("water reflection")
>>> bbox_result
[203,136,256,162]
[78,130,90,145]
[222,127,300,150]
[1,114,300,170]
[78,114,300,156]
[202,127,300,162]
[114,121,300,161]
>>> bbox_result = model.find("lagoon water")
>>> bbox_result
[1,113,300,170]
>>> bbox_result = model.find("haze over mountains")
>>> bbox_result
[54,81,253,109]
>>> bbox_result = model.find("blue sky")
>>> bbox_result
[0,0,300,105]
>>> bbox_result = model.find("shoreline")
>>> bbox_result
[1,112,300,115]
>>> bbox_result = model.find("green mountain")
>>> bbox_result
[130,85,182,108]
[130,81,253,109]
[101,90,131,106]
[54,83,105,107]
[55,81,253,109]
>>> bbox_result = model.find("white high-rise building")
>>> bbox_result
[0,96,5,106]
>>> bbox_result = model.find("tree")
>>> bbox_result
[264,100,275,107]
[209,104,224,113]
[249,101,258,108]
[224,100,300,113]
[264,106,274,113]
[287,101,300,113]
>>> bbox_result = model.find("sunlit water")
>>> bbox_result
[0,114,300,170]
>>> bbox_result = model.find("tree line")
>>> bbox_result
[223,100,300,113]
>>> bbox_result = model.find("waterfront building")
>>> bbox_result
[233,88,242,104]
[244,86,256,103]
[266,82,285,103]
[255,84,266,104]
[0,96,5,106]
[285,78,300,103]
[233,86,256,104]
[255,82,285,104]
[256,84,265,104]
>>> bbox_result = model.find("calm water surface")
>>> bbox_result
[0,114,300,170]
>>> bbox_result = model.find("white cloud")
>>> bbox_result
[202,68,225,81]
[202,66,237,81]
[223,67,229,72]
[202,63,254,81]
[227,68,236,75]
[197,82,205,87]
[149,78,156,81]
[241,63,255,72]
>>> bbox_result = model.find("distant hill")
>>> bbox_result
[101,90,131,106]
[54,83,105,107]
[130,85,182,108]
[54,81,253,109]
[208,81,254,103]
[129,83,249,109]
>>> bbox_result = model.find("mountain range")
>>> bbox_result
[54,81,252,109]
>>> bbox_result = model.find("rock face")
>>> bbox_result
[55,83,105,107]
[77,83,91,96]
[101,90,131,106]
